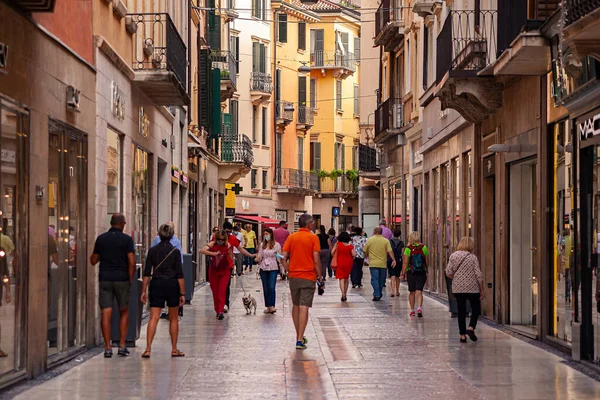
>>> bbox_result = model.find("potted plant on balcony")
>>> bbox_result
[329,169,343,180]
[317,170,329,180]
[346,169,359,183]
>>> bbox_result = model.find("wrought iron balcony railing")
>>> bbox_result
[211,50,237,88]
[275,168,315,191]
[221,135,253,167]
[275,101,294,122]
[359,144,378,172]
[131,13,187,88]
[436,10,498,82]
[375,0,405,46]
[564,0,600,26]
[297,106,314,126]
[310,51,356,71]
[318,177,358,194]
[250,72,273,93]
[375,98,403,138]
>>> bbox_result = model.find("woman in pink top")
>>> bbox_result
[256,228,287,314]
[331,232,355,302]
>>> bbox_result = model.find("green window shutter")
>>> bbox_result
[259,44,266,73]
[298,137,304,170]
[298,22,306,50]
[315,142,321,171]
[199,49,211,130]
[352,145,357,169]
[298,76,307,105]
[341,143,346,170]
[354,85,359,115]
[334,143,339,169]
[278,14,288,43]
[210,68,221,138]
[310,78,316,109]
[252,42,259,73]
[208,7,221,50]
[354,37,360,61]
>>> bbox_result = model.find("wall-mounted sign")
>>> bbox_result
[66,86,81,111]
[0,42,8,74]
[139,107,150,137]
[275,210,287,221]
[1,149,15,164]
[483,155,495,178]
[111,82,125,121]
[225,183,237,210]
[579,111,600,141]
[293,211,305,223]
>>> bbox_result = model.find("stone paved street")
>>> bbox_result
[14,274,600,400]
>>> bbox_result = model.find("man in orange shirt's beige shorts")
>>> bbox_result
[282,213,323,350]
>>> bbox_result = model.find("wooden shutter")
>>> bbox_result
[262,107,267,145]
[354,37,360,60]
[275,69,281,102]
[334,143,339,169]
[251,169,257,188]
[314,142,321,171]
[199,49,211,131]
[234,36,240,71]
[259,44,266,73]
[298,137,304,170]
[298,22,306,50]
[211,68,221,138]
[252,42,259,72]
[423,26,429,89]
[336,80,342,110]
[316,29,324,51]
[278,14,288,43]
[354,85,359,115]
[298,76,307,105]
[310,78,316,109]
[342,32,349,53]
[262,171,267,189]
[341,143,346,170]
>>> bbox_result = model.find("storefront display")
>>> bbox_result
[131,145,150,279]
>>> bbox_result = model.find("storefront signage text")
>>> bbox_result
[0,42,8,74]
[111,82,125,121]
[139,107,150,137]
[579,111,600,141]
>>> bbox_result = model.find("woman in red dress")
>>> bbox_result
[331,232,355,302]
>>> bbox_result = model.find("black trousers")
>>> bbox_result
[225,274,232,307]
[351,258,364,286]
[455,293,481,335]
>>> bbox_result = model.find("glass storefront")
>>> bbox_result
[107,129,122,221]
[47,119,87,358]
[0,98,28,378]
[552,120,573,344]
[131,145,150,279]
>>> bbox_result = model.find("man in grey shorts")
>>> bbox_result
[282,214,323,350]
[90,213,135,358]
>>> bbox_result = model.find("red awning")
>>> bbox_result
[234,215,280,228]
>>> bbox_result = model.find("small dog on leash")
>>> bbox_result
[242,293,257,315]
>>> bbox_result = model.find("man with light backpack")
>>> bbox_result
[402,232,429,317]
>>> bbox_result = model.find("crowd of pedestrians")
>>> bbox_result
[90,212,485,357]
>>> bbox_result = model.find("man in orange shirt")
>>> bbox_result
[282,213,323,350]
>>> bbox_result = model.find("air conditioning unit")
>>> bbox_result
[427,127,434,139]
[392,104,404,129]
[439,109,448,119]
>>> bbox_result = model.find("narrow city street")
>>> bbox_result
[13,274,600,400]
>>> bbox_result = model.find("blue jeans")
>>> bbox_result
[260,269,278,307]
[244,248,256,269]
[370,267,387,298]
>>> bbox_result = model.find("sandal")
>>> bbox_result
[171,350,185,357]
[141,350,151,358]
[269,308,277,314]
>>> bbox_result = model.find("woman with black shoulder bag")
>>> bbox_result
[141,223,185,358]
[445,237,485,343]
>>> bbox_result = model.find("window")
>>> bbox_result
[336,80,342,111]
[352,145,357,169]
[252,0,265,19]
[423,26,429,89]
[262,107,267,145]
[252,42,267,73]
[298,137,304,170]
[341,32,349,54]
[405,38,411,93]
[298,21,306,50]
[310,78,317,109]
[278,14,288,43]
[298,76,307,106]
[262,170,268,189]
[353,85,359,115]
[310,142,321,171]
[231,36,240,71]
[334,142,339,169]
[252,106,257,143]
[354,37,360,61]
[230,100,239,136]
[251,169,257,188]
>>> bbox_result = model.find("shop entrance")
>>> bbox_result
[509,160,538,331]
[47,120,87,358]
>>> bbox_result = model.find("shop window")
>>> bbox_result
[48,119,87,358]
[107,129,122,218]
[132,145,150,280]
[0,100,28,376]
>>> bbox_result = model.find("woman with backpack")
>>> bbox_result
[388,229,404,297]
[445,237,484,343]
[330,231,355,302]
[402,231,429,317]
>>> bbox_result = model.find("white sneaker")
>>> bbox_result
[223,305,229,313]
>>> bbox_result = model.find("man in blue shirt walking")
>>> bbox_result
[151,221,183,263]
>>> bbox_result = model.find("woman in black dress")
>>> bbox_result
[141,223,185,358]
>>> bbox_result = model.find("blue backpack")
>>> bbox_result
[408,244,427,273]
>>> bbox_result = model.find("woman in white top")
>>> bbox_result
[445,237,484,343]
[256,228,287,314]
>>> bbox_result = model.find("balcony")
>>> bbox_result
[11,0,55,12]
[435,10,503,123]
[374,0,405,51]
[211,51,237,101]
[250,72,273,104]
[317,176,358,197]
[310,51,356,78]
[130,13,189,106]
[359,144,378,172]
[275,101,294,126]
[217,135,254,182]
[562,1,600,64]
[374,98,404,143]
[220,0,239,22]
[413,1,442,18]
[274,168,317,194]
[297,106,314,130]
